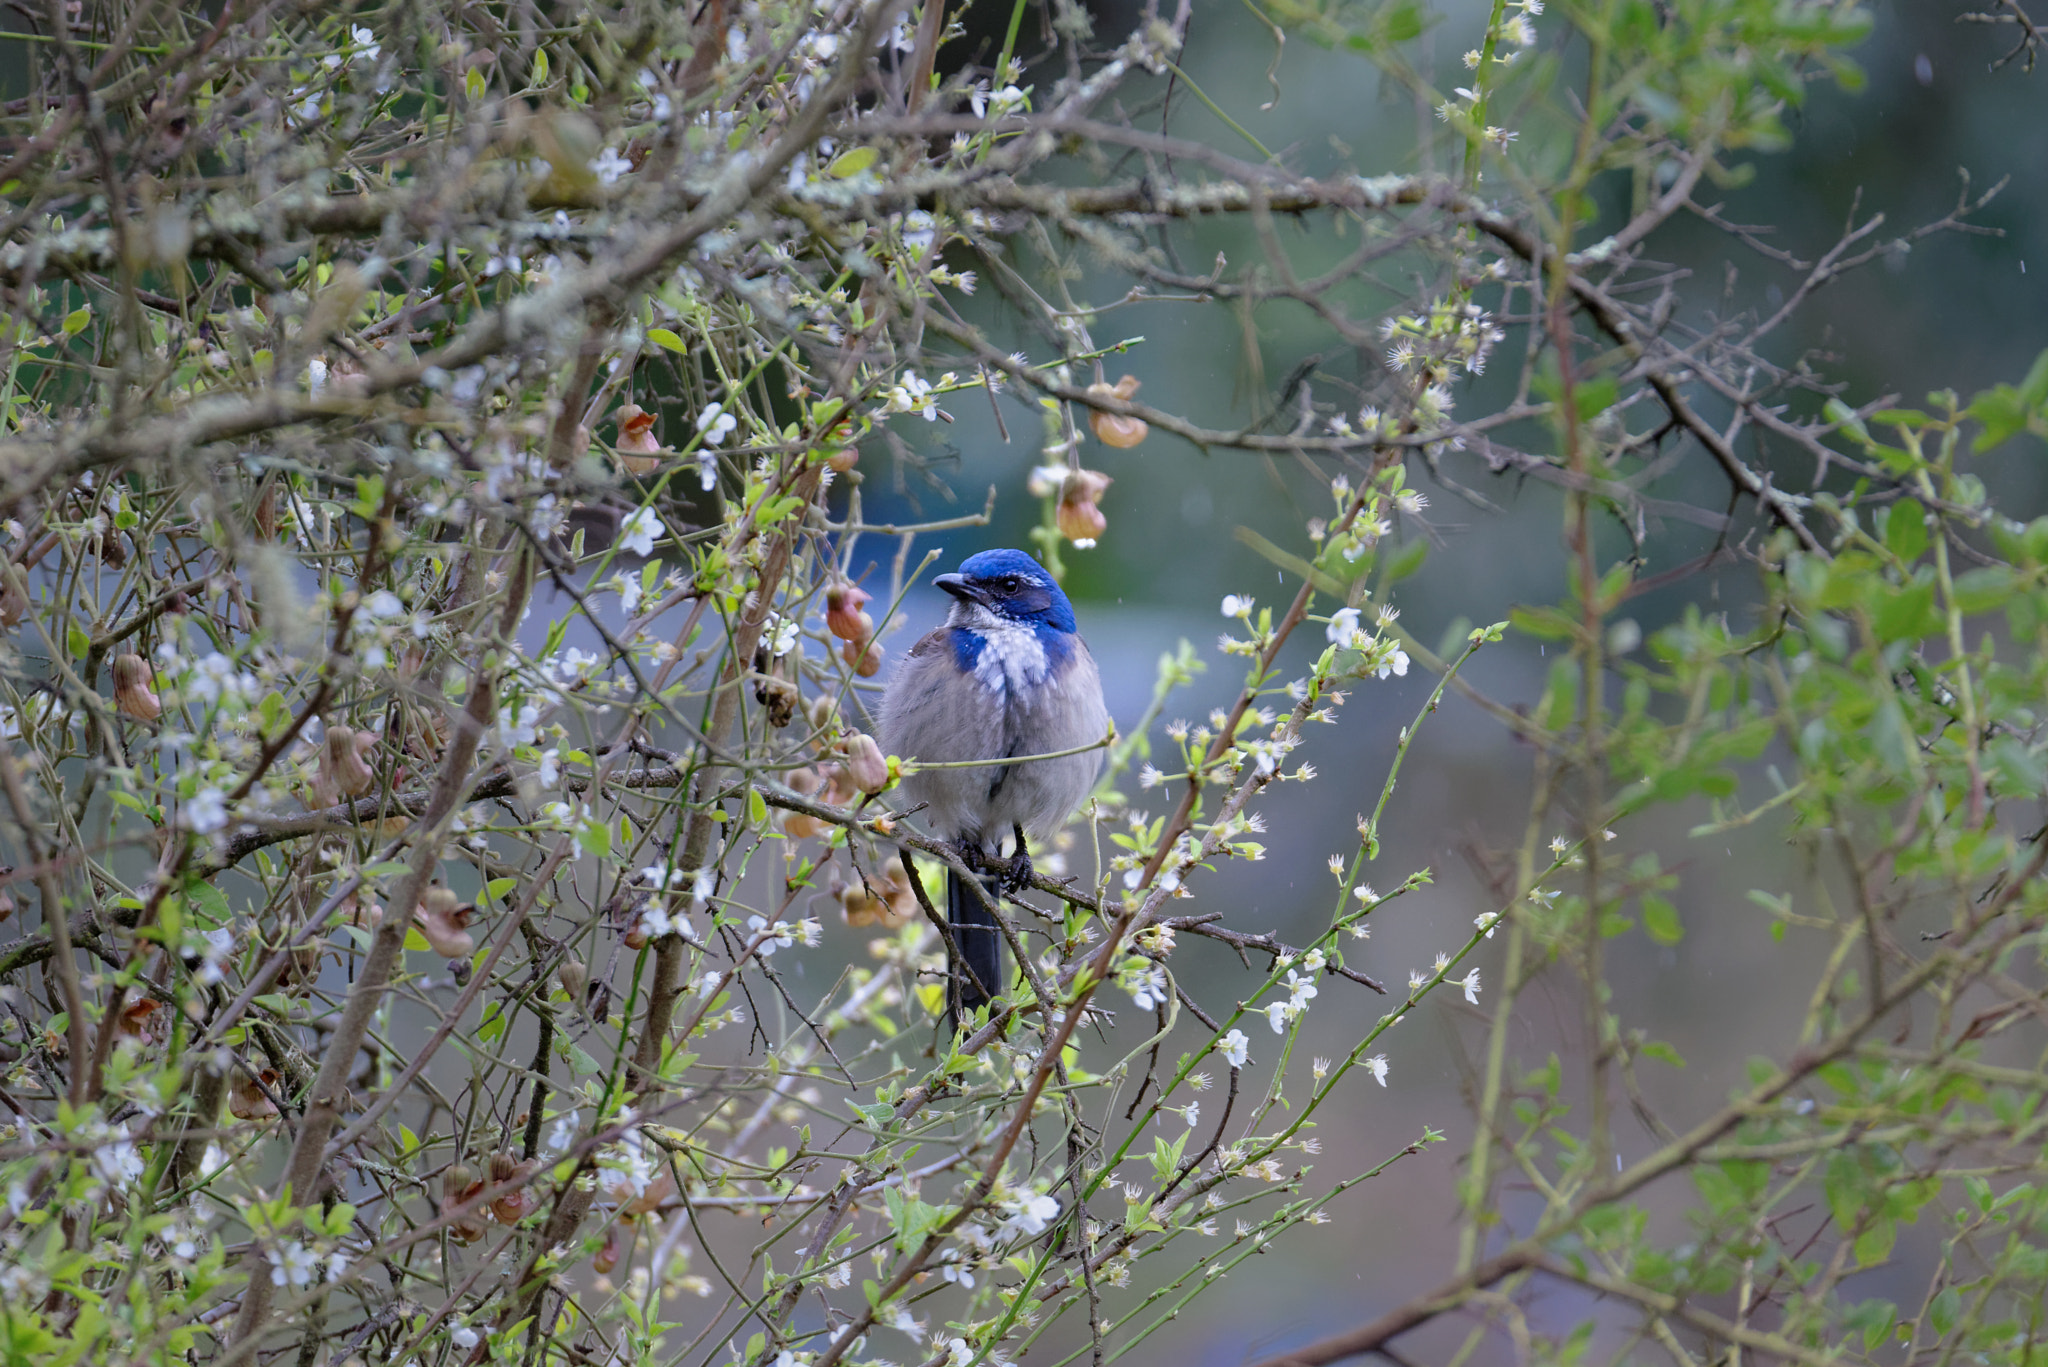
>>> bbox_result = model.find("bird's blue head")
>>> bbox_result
[935,549,1078,634]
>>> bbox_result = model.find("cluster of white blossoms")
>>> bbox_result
[602,1115,662,1199]
[746,914,822,956]
[1262,965,1321,1034]
[155,642,262,709]
[1450,0,1543,85]
[879,370,955,422]
[1322,604,1411,680]
[269,1238,350,1290]
[1383,299,1507,379]
[1121,960,1169,1010]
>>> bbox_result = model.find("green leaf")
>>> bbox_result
[530,46,549,86]
[828,146,879,178]
[1845,1296,1896,1348]
[1383,538,1427,583]
[1639,1040,1685,1068]
[1825,1152,1868,1231]
[66,624,89,660]
[1641,895,1683,945]
[1380,0,1424,42]
[1854,1218,1896,1267]
[1928,1287,1960,1337]
[62,305,91,336]
[1509,604,1578,642]
[485,877,516,901]
[186,880,232,925]
[2018,345,2048,409]
[647,327,687,352]
[1871,579,1939,644]
[1573,375,1618,419]
[1869,696,1914,775]
[1883,499,1927,563]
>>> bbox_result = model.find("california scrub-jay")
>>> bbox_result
[878,549,1108,1019]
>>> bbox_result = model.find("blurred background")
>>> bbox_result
[832,2,2047,1360]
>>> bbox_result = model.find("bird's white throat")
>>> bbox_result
[960,607,1051,695]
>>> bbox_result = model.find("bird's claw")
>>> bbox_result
[1000,848,1034,896]
[1000,823,1034,895]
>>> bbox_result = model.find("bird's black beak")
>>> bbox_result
[935,572,992,608]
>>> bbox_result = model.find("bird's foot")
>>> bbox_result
[1000,825,1034,895]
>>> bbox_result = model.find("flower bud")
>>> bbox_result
[842,635,882,678]
[817,761,857,809]
[617,1166,677,1218]
[1056,467,1113,544]
[1087,375,1148,448]
[556,958,588,1003]
[841,732,890,794]
[324,725,376,798]
[115,996,167,1045]
[825,582,873,642]
[594,1221,628,1273]
[342,891,383,929]
[228,1066,282,1121]
[780,766,829,838]
[841,857,918,929]
[489,1151,542,1224]
[112,653,162,721]
[805,692,840,731]
[416,887,476,958]
[613,402,666,475]
[443,1163,488,1243]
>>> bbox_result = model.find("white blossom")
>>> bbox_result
[194,926,236,984]
[1000,1192,1059,1238]
[269,1241,321,1288]
[1218,1029,1250,1068]
[544,1108,580,1156]
[619,506,666,557]
[695,402,738,444]
[747,915,795,955]
[184,787,229,834]
[1124,962,1168,1010]
[1283,970,1319,1009]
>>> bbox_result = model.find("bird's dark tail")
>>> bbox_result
[948,867,1004,1021]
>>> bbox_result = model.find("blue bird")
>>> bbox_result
[878,549,1109,1020]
